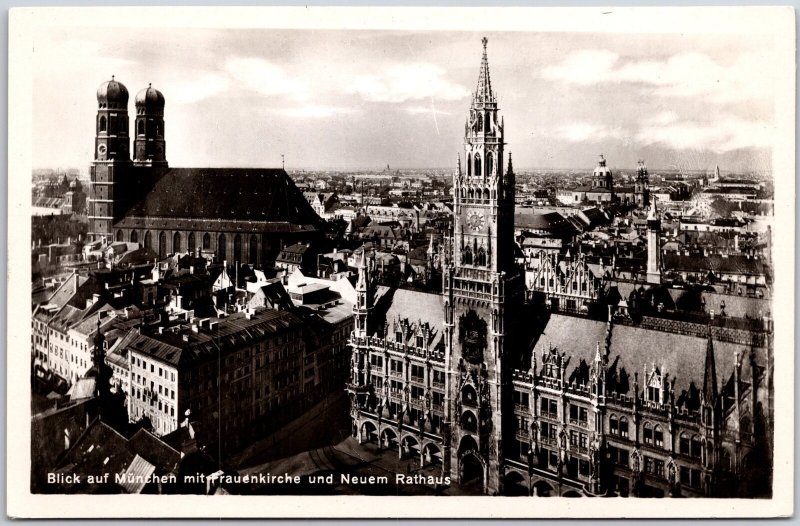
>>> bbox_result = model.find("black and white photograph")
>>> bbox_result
[7,6,795,518]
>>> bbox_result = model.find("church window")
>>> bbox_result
[233,234,242,263]
[463,245,473,265]
[249,235,259,265]
[476,247,487,266]
[158,231,167,258]
[569,404,588,424]
[513,390,529,408]
[99,116,107,132]
[643,422,653,444]
[144,231,152,250]
[484,112,491,132]
[188,232,196,253]
[654,425,664,448]
[390,360,402,375]
[203,233,211,250]
[467,154,472,176]
[173,232,181,253]
[619,417,629,438]
[486,151,494,176]
[679,433,690,455]
[217,234,227,262]
[540,397,558,419]
[116,230,123,242]
[137,120,144,136]
[691,436,702,458]
[474,153,482,177]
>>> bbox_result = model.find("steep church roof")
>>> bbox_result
[116,168,324,233]
[532,313,762,398]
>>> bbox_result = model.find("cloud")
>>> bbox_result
[33,38,135,76]
[541,50,619,86]
[277,104,353,118]
[637,116,774,152]
[404,105,451,116]
[542,49,773,104]
[551,122,628,143]
[351,62,469,104]
[651,111,679,125]
[168,72,231,105]
[225,57,309,102]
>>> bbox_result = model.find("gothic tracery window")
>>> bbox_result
[476,247,487,266]
[463,245,473,265]
[474,153,482,177]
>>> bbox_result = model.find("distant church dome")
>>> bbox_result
[593,154,612,177]
[96,76,129,106]
[135,84,165,108]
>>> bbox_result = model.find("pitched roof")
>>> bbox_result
[372,286,444,350]
[116,168,323,233]
[118,454,156,494]
[664,253,768,276]
[122,309,305,368]
[533,313,760,396]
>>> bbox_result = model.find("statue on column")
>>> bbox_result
[631,447,641,474]
[424,387,433,430]
[667,457,678,496]
[403,384,411,423]
[381,381,389,414]
[589,433,601,479]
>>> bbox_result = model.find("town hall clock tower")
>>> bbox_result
[442,38,524,494]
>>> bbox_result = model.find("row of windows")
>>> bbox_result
[132,355,177,382]
[124,230,267,263]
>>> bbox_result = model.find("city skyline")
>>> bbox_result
[32,28,777,173]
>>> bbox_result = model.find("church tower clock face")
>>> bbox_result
[467,210,485,232]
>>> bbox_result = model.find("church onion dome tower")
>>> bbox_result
[96,76,129,109]
[135,84,166,109]
[134,83,167,167]
[90,76,131,242]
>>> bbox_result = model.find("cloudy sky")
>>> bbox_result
[32,27,778,172]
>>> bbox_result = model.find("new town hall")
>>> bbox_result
[346,40,772,497]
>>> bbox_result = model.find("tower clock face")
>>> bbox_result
[467,210,485,232]
[97,144,107,158]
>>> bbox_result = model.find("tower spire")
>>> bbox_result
[703,330,718,402]
[475,37,494,104]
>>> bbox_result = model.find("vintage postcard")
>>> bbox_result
[7,6,795,518]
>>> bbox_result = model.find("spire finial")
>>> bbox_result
[148,82,152,88]
[111,75,115,81]
[475,37,493,103]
